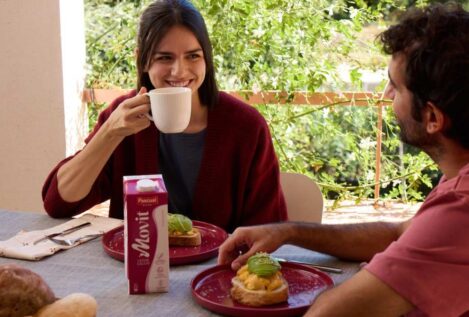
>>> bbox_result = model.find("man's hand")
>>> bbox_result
[218,223,290,270]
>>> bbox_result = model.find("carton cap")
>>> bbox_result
[136,179,157,192]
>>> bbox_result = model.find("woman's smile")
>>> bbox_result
[147,25,206,101]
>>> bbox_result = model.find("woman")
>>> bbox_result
[42,0,286,232]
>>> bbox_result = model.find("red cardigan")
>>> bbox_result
[42,91,287,232]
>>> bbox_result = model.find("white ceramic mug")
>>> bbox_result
[145,87,191,133]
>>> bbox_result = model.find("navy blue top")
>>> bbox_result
[159,129,206,217]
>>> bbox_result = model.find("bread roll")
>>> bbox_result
[231,275,288,306]
[34,293,97,317]
[0,264,55,317]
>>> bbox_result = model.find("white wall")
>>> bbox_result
[0,0,87,212]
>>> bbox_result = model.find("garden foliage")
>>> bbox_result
[85,0,443,205]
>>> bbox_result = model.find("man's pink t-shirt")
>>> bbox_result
[365,163,469,317]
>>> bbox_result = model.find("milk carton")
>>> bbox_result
[123,174,169,294]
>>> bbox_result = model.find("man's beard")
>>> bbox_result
[397,117,431,147]
[397,117,441,160]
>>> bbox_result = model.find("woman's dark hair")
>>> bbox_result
[379,3,469,148]
[137,0,218,109]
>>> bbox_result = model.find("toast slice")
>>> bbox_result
[169,228,201,246]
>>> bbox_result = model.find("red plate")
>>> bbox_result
[102,221,228,265]
[191,263,334,317]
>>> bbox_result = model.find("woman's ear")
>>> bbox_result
[424,102,447,134]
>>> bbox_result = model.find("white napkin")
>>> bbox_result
[0,214,123,261]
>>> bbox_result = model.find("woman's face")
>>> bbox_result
[146,25,206,96]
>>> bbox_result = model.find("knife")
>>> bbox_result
[32,222,92,245]
[274,257,343,274]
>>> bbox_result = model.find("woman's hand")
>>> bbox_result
[218,224,289,271]
[103,87,151,139]
[56,87,152,204]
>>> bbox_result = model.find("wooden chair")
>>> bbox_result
[280,172,323,223]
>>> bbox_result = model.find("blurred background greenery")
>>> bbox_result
[84,0,466,205]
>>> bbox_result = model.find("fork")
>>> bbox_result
[33,222,92,245]
[48,234,102,246]
[274,257,343,274]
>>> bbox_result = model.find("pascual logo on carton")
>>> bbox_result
[131,211,150,258]
[138,197,157,204]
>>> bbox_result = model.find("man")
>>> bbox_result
[218,4,469,316]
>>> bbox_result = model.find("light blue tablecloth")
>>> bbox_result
[0,209,359,316]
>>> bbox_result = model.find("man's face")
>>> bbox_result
[385,54,433,149]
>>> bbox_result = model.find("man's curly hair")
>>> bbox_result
[379,3,469,148]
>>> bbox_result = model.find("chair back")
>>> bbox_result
[280,172,323,223]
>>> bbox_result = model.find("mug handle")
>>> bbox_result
[144,92,154,121]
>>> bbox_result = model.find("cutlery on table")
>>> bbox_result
[48,233,103,246]
[32,222,92,245]
[274,257,343,274]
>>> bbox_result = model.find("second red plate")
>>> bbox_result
[102,220,228,265]
[191,262,334,317]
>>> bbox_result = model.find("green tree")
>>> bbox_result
[84,0,438,204]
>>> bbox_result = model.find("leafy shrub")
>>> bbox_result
[84,0,439,204]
